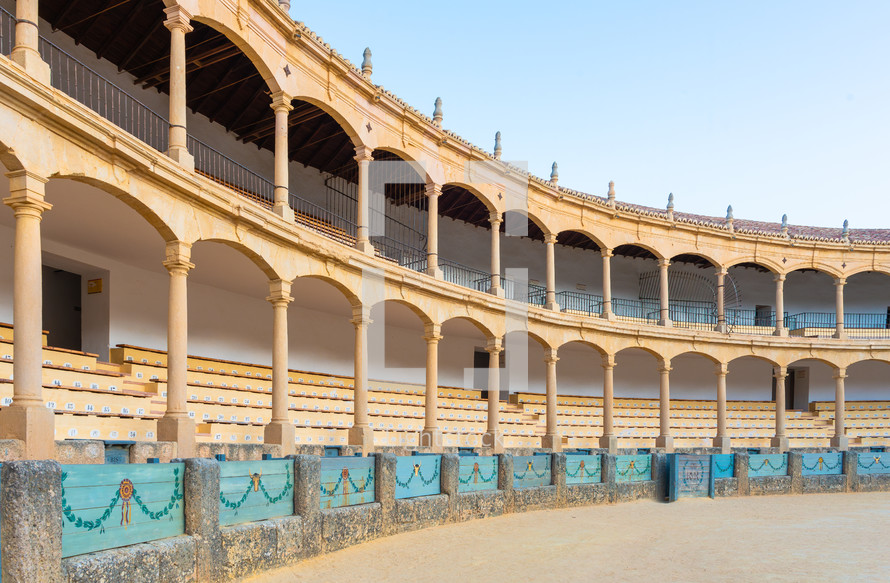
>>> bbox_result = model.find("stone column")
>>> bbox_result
[541,348,562,451]
[830,367,849,450]
[420,323,443,451]
[834,277,846,339]
[601,248,615,320]
[489,212,503,296]
[599,354,617,453]
[771,366,789,451]
[354,146,374,254]
[425,184,442,278]
[348,306,373,452]
[713,362,731,453]
[774,274,787,336]
[655,359,674,452]
[271,92,294,221]
[163,6,194,170]
[483,338,503,453]
[158,241,196,458]
[10,0,50,83]
[264,279,295,455]
[658,258,672,327]
[715,268,728,333]
[0,171,54,459]
[544,233,559,311]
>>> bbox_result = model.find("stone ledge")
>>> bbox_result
[63,535,196,583]
[456,489,506,522]
[513,485,558,512]
[749,475,792,496]
[321,503,383,552]
[802,474,846,494]
[564,483,609,507]
[713,477,739,497]
[395,494,449,533]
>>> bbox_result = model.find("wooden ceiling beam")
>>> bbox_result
[96,0,146,60]
[119,18,162,72]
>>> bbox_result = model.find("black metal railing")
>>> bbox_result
[556,291,603,316]
[189,136,274,205]
[290,192,357,243]
[612,297,658,321]
[645,299,718,329]
[725,309,779,335]
[0,7,14,56]
[439,258,490,290]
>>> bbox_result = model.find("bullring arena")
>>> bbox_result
[0,0,887,581]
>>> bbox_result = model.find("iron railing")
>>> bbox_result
[189,136,274,206]
[439,258,490,290]
[556,291,604,316]
[725,309,779,335]
[0,8,14,56]
[612,298,658,321]
[289,192,357,243]
[645,299,718,329]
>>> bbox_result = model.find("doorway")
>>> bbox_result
[42,265,82,351]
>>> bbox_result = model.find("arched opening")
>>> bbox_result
[554,232,603,316]
[610,245,661,322]
[844,272,890,339]
[437,183,497,290]
[725,262,778,335]
[502,330,547,448]
[783,359,837,447]
[665,254,728,329]
[784,269,838,337]
[669,352,720,447]
[725,356,780,448]
[555,341,605,447]
[613,347,662,448]
[842,360,890,446]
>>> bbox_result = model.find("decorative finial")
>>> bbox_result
[361,47,373,76]
[842,219,850,241]
[608,181,615,206]
[494,131,502,159]
[433,97,443,126]
[666,193,674,220]
[550,162,559,185]
[781,214,788,237]
[725,205,734,232]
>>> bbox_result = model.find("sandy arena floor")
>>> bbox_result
[246,492,890,583]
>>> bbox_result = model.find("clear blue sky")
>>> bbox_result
[291,1,890,229]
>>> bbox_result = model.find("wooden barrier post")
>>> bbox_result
[1,461,63,583]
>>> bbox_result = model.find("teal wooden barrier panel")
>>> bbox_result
[668,454,710,500]
[801,452,843,476]
[512,455,551,488]
[857,452,890,475]
[565,454,601,485]
[615,454,651,483]
[320,456,375,509]
[712,454,735,479]
[457,456,498,493]
[219,460,294,527]
[748,454,788,477]
[61,463,184,558]
[395,455,441,499]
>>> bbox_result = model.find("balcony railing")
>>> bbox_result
[556,291,604,317]
[439,258,490,290]
[725,309,779,335]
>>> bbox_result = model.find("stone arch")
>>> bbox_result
[724,258,781,274]
[192,237,281,281]
[442,181,498,216]
[293,273,362,309]
[440,315,496,341]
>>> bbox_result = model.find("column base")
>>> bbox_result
[347,425,375,454]
[489,286,505,298]
[714,324,728,333]
[157,415,197,459]
[712,435,732,454]
[833,331,847,340]
[770,436,789,452]
[658,319,673,328]
[830,434,849,450]
[655,434,674,453]
[0,403,56,460]
[419,428,444,452]
[773,328,789,337]
[355,240,375,256]
[544,302,560,312]
[599,434,618,454]
[273,203,295,223]
[10,48,51,85]
[167,146,195,172]
[426,266,443,279]
[541,433,563,452]
[482,430,504,454]
[600,310,616,321]
[263,420,296,456]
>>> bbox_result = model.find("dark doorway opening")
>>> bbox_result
[42,266,81,351]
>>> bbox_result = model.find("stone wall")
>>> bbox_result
[0,451,886,583]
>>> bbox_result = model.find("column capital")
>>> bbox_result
[601,248,613,259]
[544,233,558,245]
[715,267,728,277]
[266,279,293,305]
[658,358,672,373]
[715,362,729,376]
[425,183,442,198]
[773,366,788,379]
[351,304,372,327]
[485,338,503,354]
[834,277,847,287]
[163,5,194,33]
[163,240,194,273]
[270,92,294,113]
[423,322,442,343]
[489,211,502,227]
[601,353,617,369]
[774,273,786,283]
[543,349,559,364]
[4,170,51,215]
[354,145,374,163]
[658,258,671,269]
[833,368,847,380]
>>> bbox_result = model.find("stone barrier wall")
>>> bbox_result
[0,451,886,582]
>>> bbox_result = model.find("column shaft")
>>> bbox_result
[772,367,789,451]
[483,340,503,453]
[659,259,671,326]
[544,234,559,310]
[715,269,727,332]
[714,363,730,452]
[542,350,561,451]
[426,184,441,277]
[831,369,848,449]
[656,360,674,451]
[774,274,786,336]
[264,280,294,455]
[348,308,374,452]
[11,0,50,82]
[834,278,846,338]
[354,147,374,254]
[602,359,615,437]
[271,94,294,220]
[601,249,613,319]
[489,213,502,295]
[164,7,194,168]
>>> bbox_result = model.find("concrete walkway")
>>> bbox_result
[246,492,890,583]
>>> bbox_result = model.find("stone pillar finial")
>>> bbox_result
[279,1,292,11]
[494,131,502,159]
[433,97,443,126]
[781,214,789,237]
[608,181,616,206]
[725,205,734,232]
[842,219,850,242]
[361,47,373,76]
[666,193,674,220]
[550,162,558,186]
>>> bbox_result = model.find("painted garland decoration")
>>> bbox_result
[119,479,134,528]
